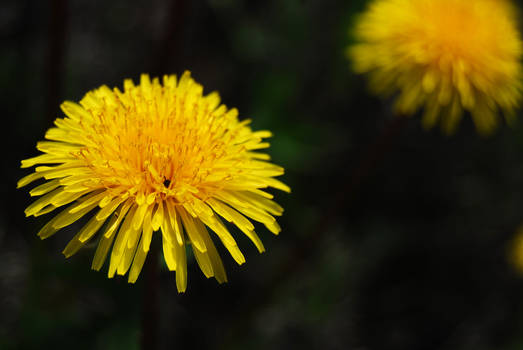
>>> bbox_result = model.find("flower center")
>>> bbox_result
[76,79,242,204]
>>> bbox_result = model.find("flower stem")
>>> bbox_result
[140,2,186,347]
[141,243,160,350]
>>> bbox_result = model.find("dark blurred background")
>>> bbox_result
[4,0,523,349]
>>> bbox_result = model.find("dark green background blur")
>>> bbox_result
[4,0,523,349]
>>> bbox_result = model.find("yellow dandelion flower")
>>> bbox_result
[349,0,523,135]
[18,71,290,292]
[509,225,523,275]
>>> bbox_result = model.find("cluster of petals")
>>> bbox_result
[19,72,289,292]
[349,0,523,134]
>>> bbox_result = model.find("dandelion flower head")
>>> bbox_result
[509,224,523,275]
[18,72,290,292]
[349,0,523,135]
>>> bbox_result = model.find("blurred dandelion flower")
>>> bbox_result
[349,0,523,135]
[509,225,523,275]
[18,72,289,292]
